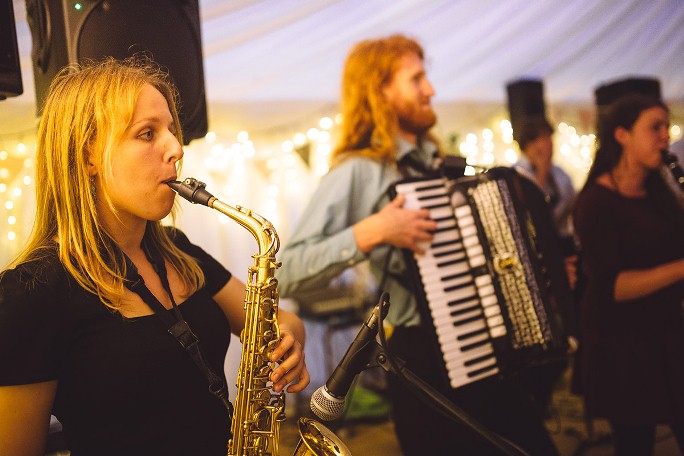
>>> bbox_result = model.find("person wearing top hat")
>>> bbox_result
[507,80,578,283]
[572,78,684,455]
[513,116,577,251]
[507,80,579,421]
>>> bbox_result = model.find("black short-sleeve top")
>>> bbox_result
[0,229,233,455]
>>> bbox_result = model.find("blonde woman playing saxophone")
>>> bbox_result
[0,56,309,456]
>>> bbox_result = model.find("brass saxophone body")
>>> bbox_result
[168,178,350,456]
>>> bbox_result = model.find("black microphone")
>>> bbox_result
[662,149,684,192]
[310,294,389,421]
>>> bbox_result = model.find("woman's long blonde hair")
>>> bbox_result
[11,56,204,309]
[332,34,431,167]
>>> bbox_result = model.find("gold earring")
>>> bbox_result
[90,177,97,201]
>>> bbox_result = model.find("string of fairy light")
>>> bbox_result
[0,116,682,263]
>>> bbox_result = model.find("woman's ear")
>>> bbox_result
[614,126,629,146]
[87,152,98,176]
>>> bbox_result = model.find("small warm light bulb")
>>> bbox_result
[504,148,518,164]
[560,144,571,156]
[307,128,319,141]
[237,131,249,143]
[317,131,330,143]
[281,140,294,153]
[293,133,306,146]
[482,129,494,141]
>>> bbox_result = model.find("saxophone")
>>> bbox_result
[168,178,351,456]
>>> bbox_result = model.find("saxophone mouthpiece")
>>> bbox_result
[167,178,215,206]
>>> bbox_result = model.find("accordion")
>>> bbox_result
[390,167,573,390]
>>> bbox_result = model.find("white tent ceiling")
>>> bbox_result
[2,0,684,138]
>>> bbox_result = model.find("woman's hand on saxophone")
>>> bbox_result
[214,277,310,393]
[271,308,309,392]
[270,322,310,393]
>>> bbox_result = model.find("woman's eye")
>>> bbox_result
[139,130,153,140]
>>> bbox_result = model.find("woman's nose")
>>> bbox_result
[166,132,184,163]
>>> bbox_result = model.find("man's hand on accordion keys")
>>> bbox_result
[354,194,437,255]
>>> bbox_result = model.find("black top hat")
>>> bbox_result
[594,77,661,107]
[506,78,546,142]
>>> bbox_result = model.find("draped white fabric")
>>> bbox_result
[198,0,684,103]
[4,0,684,135]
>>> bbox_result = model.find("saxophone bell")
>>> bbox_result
[293,418,352,456]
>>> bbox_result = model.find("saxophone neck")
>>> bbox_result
[209,199,280,257]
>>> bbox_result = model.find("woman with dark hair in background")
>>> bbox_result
[573,93,684,455]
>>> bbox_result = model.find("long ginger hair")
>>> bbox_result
[332,34,438,167]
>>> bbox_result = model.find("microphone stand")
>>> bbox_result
[362,294,529,456]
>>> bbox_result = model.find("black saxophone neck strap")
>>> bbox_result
[123,244,233,419]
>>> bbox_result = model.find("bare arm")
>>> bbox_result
[353,194,437,254]
[0,380,57,456]
[212,276,309,393]
[614,257,684,301]
[212,275,248,336]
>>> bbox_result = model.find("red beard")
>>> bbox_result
[396,100,437,136]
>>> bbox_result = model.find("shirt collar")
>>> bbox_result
[395,136,438,163]
[516,155,534,172]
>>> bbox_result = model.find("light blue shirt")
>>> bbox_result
[514,156,577,239]
[277,138,438,327]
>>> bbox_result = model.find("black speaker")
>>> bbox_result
[25,0,207,143]
[0,0,23,99]
[594,77,661,107]
[506,78,546,142]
